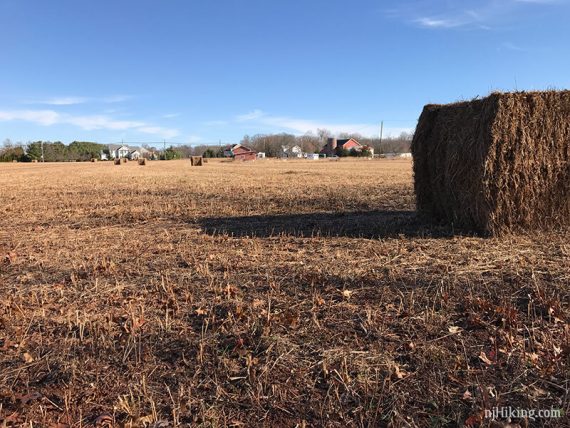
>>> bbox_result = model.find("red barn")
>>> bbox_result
[341,139,361,150]
[224,144,257,161]
[320,138,363,156]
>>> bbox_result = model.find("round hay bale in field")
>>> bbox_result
[122,158,128,163]
[114,158,121,165]
[138,158,147,166]
[412,90,570,235]
[91,158,97,163]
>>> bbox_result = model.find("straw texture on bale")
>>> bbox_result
[138,158,147,166]
[412,91,570,234]
[191,156,204,166]
[114,158,121,165]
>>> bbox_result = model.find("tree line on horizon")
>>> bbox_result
[184,130,413,158]
[0,140,180,162]
[0,130,413,162]
[0,140,107,162]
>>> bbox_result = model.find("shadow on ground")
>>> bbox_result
[198,210,465,239]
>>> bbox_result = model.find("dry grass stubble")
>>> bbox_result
[0,159,568,427]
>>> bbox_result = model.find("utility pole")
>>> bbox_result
[379,121,384,145]
[163,140,166,159]
[40,140,44,162]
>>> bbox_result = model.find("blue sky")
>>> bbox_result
[1,0,569,144]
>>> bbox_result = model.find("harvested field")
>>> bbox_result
[0,159,568,427]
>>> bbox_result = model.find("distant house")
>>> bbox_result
[223,145,236,157]
[281,145,303,158]
[105,144,153,160]
[306,153,319,160]
[257,152,266,159]
[320,138,374,157]
[106,144,131,159]
[224,144,257,161]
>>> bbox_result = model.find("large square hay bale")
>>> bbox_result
[412,91,570,234]
[191,156,204,166]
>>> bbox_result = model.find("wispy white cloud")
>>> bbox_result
[137,126,179,139]
[414,17,465,29]
[0,110,61,125]
[25,95,132,106]
[0,109,179,138]
[236,109,265,121]
[162,113,180,119]
[397,0,566,30]
[65,115,145,131]
[101,95,131,103]
[40,96,89,106]
[235,110,412,138]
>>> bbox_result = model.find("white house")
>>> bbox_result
[281,145,303,158]
[105,144,130,159]
[106,144,153,160]
[306,153,319,160]
[257,152,266,159]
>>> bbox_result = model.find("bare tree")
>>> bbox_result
[317,128,332,143]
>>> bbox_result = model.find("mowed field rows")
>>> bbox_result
[0,159,568,427]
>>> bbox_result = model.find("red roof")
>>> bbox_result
[233,145,256,155]
[341,139,361,149]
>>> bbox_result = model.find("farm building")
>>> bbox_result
[224,144,257,161]
[320,138,374,157]
[105,144,152,160]
[306,153,319,160]
[280,145,303,158]
[105,144,130,160]
[412,90,570,234]
[257,152,266,159]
